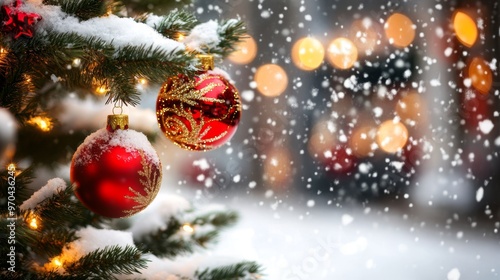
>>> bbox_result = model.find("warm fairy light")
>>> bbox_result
[26,210,40,230]
[28,116,53,132]
[7,163,16,171]
[348,126,377,157]
[52,258,63,267]
[95,85,108,96]
[228,35,258,65]
[349,18,380,56]
[468,57,492,94]
[376,120,409,153]
[182,223,194,233]
[138,77,148,85]
[291,37,325,70]
[254,64,288,97]
[72,58,81,67]
[177,33,185,42]
[453,11,477,48]
[396,91,426,125]
[29,217,38,229]
[384,13,415,48]
[326,37,358,69]
[263,147,292,188]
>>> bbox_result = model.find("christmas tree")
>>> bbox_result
[0,0,262,278]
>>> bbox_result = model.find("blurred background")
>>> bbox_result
[143,0,500,216]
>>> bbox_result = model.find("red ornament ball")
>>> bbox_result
[70,123,162,218]
[156,69,241,151]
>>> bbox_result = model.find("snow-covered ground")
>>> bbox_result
[211,196,500,280]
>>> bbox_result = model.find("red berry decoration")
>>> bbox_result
[1,0,42,39]
[70,114,162,218]
[156,54,241,151]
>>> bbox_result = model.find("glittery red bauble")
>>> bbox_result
[156,70,241,151]
[70,125,162,218]
[323,145,357,174]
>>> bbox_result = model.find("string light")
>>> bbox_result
[72,58,81,67]
[136,77,148,86]
[177,33,186,42]
[28,116,53,132]
[28,216,38,230]
[326,37,358,69]
[384,13,415,48]
[182,223,194,233]
[453,11,477,47]
[7,163,16,171]
[52,258,63,268]
[95,85,109,96]
[254,64,288,97]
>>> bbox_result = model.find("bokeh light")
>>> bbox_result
[308,119,337,159]
[291,37,325,70]
[395,92,426,126]
[326,37,358,69]
[349,126,377,157]
[468,57,492,94]
[349,18,380,56]
[376,120,409,153]
[228,35,258,64]
[254,64,288,97]
[263,147,292,188]
[453,11,477,48]
[384,13,415,48]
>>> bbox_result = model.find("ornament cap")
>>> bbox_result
[196,54,214,71]
[107,114,129,131]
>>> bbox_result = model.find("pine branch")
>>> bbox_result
[134,210,239,258]
[140,11,199,39]
[43,0,111,20]
[211,19,247,57]
[63,245,148,279]
[0,166,35,211]
[135,216,190,258]
[26,185,108,230]
[18,223,77,258]
[195,261,263,280]
[106,45,196,106]
[117,45,195,76]
[192,210,238,228]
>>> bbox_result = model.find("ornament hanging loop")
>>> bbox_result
[108,100,128,131]
[112,100,124,115]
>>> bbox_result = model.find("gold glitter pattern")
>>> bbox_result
[157,73,241,151]
[123,151,162,216]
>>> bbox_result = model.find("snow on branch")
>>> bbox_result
[20,178,67,210]
[27,3,185,54]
